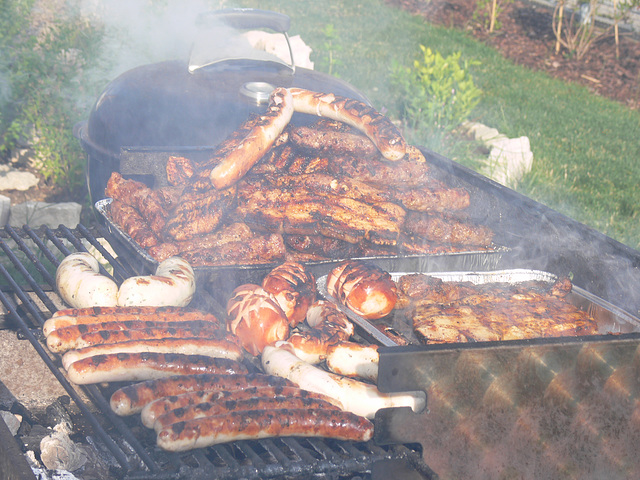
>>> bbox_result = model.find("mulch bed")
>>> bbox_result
[385,0,640,109]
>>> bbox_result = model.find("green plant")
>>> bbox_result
[391,45,482,134]
[553,0,608,60]
[473,0,513,33]
[315,24,343,76]
[612,0,640,59]
[0,0,103,191]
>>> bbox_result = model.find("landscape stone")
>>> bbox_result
[0,195,10,226]
[485,136,534,186]
[0,164,39,191]
[9,201,82,228]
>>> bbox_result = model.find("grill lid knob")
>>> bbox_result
[240,81,275,104]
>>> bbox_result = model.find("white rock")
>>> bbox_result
[9,201,82,228]
[463,121,503,144]
[0,164,39,191]
[484,136,533,187]
[0,195,10,226]
[0,410,21,436]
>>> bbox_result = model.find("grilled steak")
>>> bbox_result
[401,275,599,343]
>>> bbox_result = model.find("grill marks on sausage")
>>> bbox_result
[66,353,247,384]
[157,408,374,451]
[141,385,342,429]
[110,373,296,415]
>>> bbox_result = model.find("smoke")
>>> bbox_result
[80,0,220,85]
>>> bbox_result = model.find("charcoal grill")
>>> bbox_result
[0,223,432,479]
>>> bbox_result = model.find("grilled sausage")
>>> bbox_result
[61,337,243,370]
[282,300,354,364]
[110,373,295,416]
[52,306,183,318]
[117,257,196,307]
[153,395,341,433]
[325,342,379,382]
[66,353,247,385]
[326,260,397,320]
[56,253,118,308]
[43,309,219,336]
[46,323,226,354]
[262,345,425,419]
[156,408,374,451]
[226,284,289,356]
[141,384,341,429]
[261,261,316,327]
[289,88,406,161]
[209,87,294,190]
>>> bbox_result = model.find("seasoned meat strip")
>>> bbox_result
[109,200,159,248]
[164,186,237,241]
[178,233,286,266]
[403,211,495,246]
[289,125,378,156]
[148,222,253,262]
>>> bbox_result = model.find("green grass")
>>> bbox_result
[233,0,640,249]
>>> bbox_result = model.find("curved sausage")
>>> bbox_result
[262,345,425,419]
[325,342,379,383]
[326,260,397,319]
[110,373,295,416]
[55,253,118,308]
[289,88,406,161]
[209,87,294,189]
[156,408,374,451]
[281,300,354,364]
[261,261,316,327]
[117,257,195,307]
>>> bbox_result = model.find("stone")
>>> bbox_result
[0,410,21,436]
[0,194,10,226]
[0,164,39,191]
[484,136,534,187]
[9,201,82,228]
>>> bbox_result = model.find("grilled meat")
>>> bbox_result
[179,233,286,266]
[237,185,405,245]
[109,200,159,248]
[164,187,236,241]
[403,211,495,246]
[289,125,378,156]
[148,222,253,262]
[106,172,179,235]
[402,275,599,343]
[328,150,431,187]
[166,156,195,186]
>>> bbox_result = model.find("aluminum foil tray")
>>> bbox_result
[96,197,508,302]
[317,268,640,347]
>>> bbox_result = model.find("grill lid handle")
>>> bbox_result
[189,8,295,74]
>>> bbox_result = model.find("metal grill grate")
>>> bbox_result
[0,224,428,479]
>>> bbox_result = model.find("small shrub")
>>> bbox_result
[391,45,482,134]
[0,0,103,191]
[474,0,514,33]
[553,0,608,60]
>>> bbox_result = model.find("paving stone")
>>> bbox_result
[9,201,82,228]
[0,164,39,191]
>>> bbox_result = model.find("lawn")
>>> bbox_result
[239,0,640,249]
